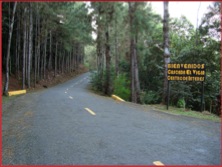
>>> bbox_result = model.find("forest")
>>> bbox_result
[2,2,221,115]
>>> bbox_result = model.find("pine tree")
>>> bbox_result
[3,2,17,95]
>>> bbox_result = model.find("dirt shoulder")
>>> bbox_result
[2,65,88,93]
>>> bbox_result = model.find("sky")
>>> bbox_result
[150,2,213,28]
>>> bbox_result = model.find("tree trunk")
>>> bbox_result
[58,53,60,74]
[134,40,140,103]
[54,42,58,77]
[27,3,33,88]
[162,1,171,104]
[48,31,52,70]
[69,51,71,73]
[114,16,119,76]
[129,2,140,103]
[25,22,29,85]
[130,37,135,102]
[15,8,21,79]
[96,16,103,73]
[72,47,75,71]
[76,44,79,68]
[3,2,17,95]
[34,7,38,87]
[62,50,65,73]
[22,6,27,90]
[104,26,111,95]
[37,15,40,82]
[43,31,47,79]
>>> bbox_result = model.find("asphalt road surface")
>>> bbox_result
[2,72,221,165]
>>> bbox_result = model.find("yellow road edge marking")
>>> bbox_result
[153,161,165,166]
[8,90,26,96]
[85,108,96,116]
[111,94,125,102]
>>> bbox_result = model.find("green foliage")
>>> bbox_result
[119,60,130,76]
[177,98,186,108]
[88,2,220,115]
[166,2,220,114]
[90,71,104,92]
[84,45,97,70]
[90,68,115,95]
[113,74,130,101]
[140,91,160,104]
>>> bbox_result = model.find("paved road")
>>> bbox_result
[2,72,221,165]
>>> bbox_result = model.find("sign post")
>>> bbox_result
[167,63,205,112]
[201,81,204,112]
[167,80,170,110]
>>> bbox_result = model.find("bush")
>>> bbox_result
[140,90,160,104]
[177,98,186,108]
[113,74,130,101]
[90,69,115,95]
[90,71,104,92]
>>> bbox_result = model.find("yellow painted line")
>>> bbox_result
[153,161,165,166]
[85,108,96,116]
[111,94,125,102]
[8,90,26,96]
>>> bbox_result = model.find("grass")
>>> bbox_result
[149,104,221,122]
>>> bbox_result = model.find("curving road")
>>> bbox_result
[2,72,221,165]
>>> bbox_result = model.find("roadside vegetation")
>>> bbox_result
[2,2,92,94]
[88,2,221,117]
[149,104,221,122]
[2,2,221,117]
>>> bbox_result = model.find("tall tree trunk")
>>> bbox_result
[58,54,60,74]
[134,30,140,103]
[54,42,58,77]
[76,44,79,68]
[48,31,52,70]
[22,6,27,90]
[58,46,61,73]
[43,30,47,79]
[195,2,201,46]
[34,4,40,87]
[41,43,44,79]
[25,22,29,85]
[162,1,171,104]
[37,14,40,82]
[219,3,222,114]
[3,2,17,95]
[114,16,119,76]
[34,6,39,87]
[62,50,65,73]
[9,54,12,76]
[96,9,103,73]
[80,45,84,64]
[72,47,75,71]
[69,51,71,73]
[15,8,21,79]
[27,3,33,88]
[104,26,111,95]
[128,2,140,103]
[68,52,70,72]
